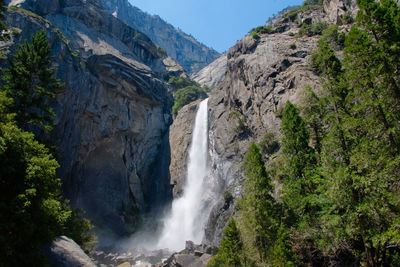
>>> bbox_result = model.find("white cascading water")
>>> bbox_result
[156,98,209,251]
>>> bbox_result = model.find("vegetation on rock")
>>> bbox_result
[169,76,208,116]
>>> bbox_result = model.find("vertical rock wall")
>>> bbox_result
[5,0,174,238]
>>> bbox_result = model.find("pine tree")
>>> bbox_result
[3,29,63,132]
[240,142,279,262]
[207,219,245,267]
[356,0,400,102]
[306,1,400,264]
[299,86,324,155]
[0,0,6,31]
[280,101,316,181]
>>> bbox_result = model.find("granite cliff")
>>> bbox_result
[203,0,359,246]
[2,0,360,259]
[191,54,227,88]
[168,0,359,247]
[5,0,177,239]
[99,0,220,73]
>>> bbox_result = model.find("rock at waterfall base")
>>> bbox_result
[45,236,96,267]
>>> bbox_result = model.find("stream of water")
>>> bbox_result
[156,98,209,250]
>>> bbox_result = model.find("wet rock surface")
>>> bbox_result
[89,241,214,267]
[155,241,214,267]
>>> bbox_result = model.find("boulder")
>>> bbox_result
[45,236,96,267]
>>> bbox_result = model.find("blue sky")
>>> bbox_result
[130,0,304,53]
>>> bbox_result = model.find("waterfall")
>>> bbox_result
[156,98,209,251]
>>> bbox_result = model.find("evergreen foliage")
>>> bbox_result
[0,0,6,31]
[258,132,279,156]
[172,85,207,116]
[3,29,63,132]
[168,76,208,116]
[238,143,280,263]
[207,219,245,267]
[280,101,316,181]
[249,25,275,35]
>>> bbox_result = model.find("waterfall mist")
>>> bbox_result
[156,98,210,251]
[117,98,222,258]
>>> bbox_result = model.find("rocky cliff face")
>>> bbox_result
[201,0,359,245]
[99,0,220,73]
[5,0,175,238]
[169,100,202,197]
[204,32,322,245]
[191,54,227,88]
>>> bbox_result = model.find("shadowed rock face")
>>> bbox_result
[5,0,174,238]
[98,0,220,73]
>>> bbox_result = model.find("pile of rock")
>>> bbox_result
[156,241,215,267]
[91,248,172,267]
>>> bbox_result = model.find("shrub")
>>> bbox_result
[340,11,354,24]
[172,86,207,116]
[250,32,260,40]
[249,25,275,35]
[229,110,247,134]
[222,190,233,203]
[321,24,346,50]
[310,22,328,35]
[296,22,328,37]
[157,45,167,56]
[302,0,323,6]
[282,6,303,19]
[259,132,280,155]
[168,76,199,90]
[289,43,297,49]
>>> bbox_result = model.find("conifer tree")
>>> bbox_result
[3,29,63,132]
[240,142,279,262]
[280,101,316,181]
[0,0,6,31]
[299,86,324,155]
[207,219,245,267]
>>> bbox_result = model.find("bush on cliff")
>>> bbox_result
[172,85,207,116]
